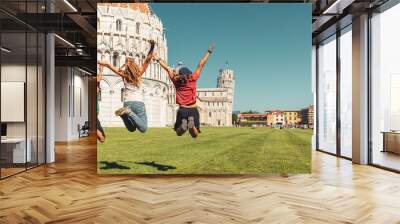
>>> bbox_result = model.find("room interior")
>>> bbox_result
[0,0,399,222]
[0,0,97,179]
[0,26,46,177]
[312,0,400,172]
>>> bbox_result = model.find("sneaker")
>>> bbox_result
[115,107,130,116]
[188,116,198,138]
[187,116,195,129]
[176,119,188,136]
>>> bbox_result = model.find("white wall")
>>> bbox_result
[54,67,89,141]
[55,66,69,141]
[1,64,27,147]
[1,64,29,138]
[73,73,89,138]
[1,63,46,164]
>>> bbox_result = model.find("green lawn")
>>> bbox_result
[97,127,312,174]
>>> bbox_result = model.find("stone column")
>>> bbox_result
[46,0,55,163]
[352,14,369,164]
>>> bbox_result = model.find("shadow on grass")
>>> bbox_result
[99,161,130,170]
[134,161,177,171]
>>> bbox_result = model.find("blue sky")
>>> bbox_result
[151,3,312,112]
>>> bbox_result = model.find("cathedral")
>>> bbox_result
[97,3,235,127]
[196,69,235,127]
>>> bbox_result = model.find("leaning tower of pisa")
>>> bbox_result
[217,68,235,106]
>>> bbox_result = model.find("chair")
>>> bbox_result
[79,121,90,138]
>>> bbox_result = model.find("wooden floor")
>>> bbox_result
[0,137,400,224]
[0,167,26,178]
[373,151,400,171]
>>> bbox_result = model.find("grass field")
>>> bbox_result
[97,127,312,174]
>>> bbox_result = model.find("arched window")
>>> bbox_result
[136,22,140,35]
[149,63,153,78]
[116,19,122,31]
[113,53,119,67]
[107,53,112,65]
[121,88,125,102]
[120,53,126,64]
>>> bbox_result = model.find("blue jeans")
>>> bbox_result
[120,101,148,133]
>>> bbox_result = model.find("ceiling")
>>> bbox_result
[0,0,97,75]
[309,0,390,43]
[0,0,395,74]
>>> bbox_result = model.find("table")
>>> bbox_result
[382,131,400,154]
[1,138,31,164]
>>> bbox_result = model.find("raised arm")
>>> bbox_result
[97,60,126,78]
[138,40,156,76]
[97,65,103,83]
[119,62,127,71]
[194,44,215,78]
[154,53,175,80]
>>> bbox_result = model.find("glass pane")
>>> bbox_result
[0,1,29,33]
[27,31,38,169]
[1,31,27,177]
[317,35,337,154]
[38,32,45,165]
[340,28,352,158]
[371,4,400,171]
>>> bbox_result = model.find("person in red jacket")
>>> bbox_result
[155,44,215,138]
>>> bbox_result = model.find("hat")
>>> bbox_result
[178,67,192,76]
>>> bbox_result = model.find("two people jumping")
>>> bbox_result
[97,39,214,141]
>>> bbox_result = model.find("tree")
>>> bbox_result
[232,113,238,125]
[240,110,259,114]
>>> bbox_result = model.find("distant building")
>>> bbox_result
[300,105,314,128]
[232,107,312,128]
[264,110,304,127]
[267,113,275,126]
[195,69,235,127]
[284,111,301,127]
[269,110,286,127]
